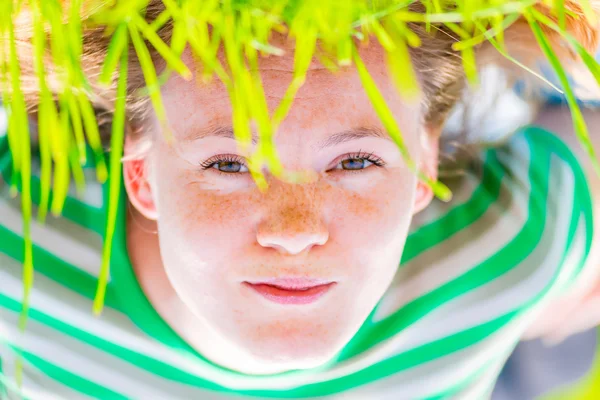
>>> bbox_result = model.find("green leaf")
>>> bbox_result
[472,19,563,93]
[530,7,600,89]
[272,25,316,128]
[528,14,600,176]
[384,20,420,99]
[353,45,452,202]
[131,13,192,80]
[79,93,108,183]
[99,23,128,86]
[94,33,128,316]
[579,0,598,26]
[129,22,171,139]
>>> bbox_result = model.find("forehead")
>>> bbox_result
[159,41,422,143]
[163,39,411,100]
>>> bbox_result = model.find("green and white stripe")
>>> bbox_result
[0,126,593,399]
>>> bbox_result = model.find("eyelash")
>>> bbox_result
[335,151,386,169]
[199,151,386,175]
[199,154,245,170]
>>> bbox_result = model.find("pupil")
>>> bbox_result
[218,161,241,173]
[342,158,365,170]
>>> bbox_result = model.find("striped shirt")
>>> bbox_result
[0,125,593,399]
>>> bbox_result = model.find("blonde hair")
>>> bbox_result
[10,0,600,143]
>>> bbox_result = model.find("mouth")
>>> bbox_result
[243,279,337,305]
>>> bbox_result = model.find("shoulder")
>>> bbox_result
[0,122,109,298]
[361,127,594,398]
[400,125,592,309]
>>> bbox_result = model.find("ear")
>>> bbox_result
[123,136,158,221]
[413,127,440,214]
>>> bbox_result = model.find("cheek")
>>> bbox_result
[151,160,257,263]
[328,171,415,252]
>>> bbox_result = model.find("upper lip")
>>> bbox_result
[243,278,335,290]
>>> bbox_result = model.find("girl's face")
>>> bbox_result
[125,43,439,373]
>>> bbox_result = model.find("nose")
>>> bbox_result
[257,229,329,255]
[256,184,330,255]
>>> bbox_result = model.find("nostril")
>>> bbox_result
[257,232,329,255]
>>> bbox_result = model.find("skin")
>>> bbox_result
[123,41,439,375]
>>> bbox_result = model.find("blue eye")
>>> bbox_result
[341,158,370,170]
[333,152,385,171]
[200,155,249,174]
[214,161,244,173]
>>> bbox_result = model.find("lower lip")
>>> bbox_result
[244,282,336,305]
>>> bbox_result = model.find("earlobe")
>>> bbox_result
[414,180,434,214]
[413,130,439,214]
[123,146,159,221]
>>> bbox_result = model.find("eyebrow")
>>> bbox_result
[315,127,392,149]
[183,126,258,144]
[184,125,391,148]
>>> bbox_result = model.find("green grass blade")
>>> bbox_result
[530,7,600,89]
[79,93,108,182]
[8,9,34,332]
[51,97,72,216]
[129,22,170,140]
[528,14,600,176]
[554,0,566,30]
[37,97,52,223]
[131,13,191,80]
[453,13,520,51]
[66,91,87,165]
[149,8,171,32]
[94,34,128,316]
[99,23,128,86]
[471,19,564,93]
[353,45,452,201]
[272,25,316,128]
[384,20,420,99]
[578,0,598,26]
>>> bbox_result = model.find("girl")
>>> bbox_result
[1,1,600,398]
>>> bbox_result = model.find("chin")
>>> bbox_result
[238,322,349,373]
[248,345,336,374]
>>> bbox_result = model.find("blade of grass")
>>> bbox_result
[578,0,598,26]
[79,93,108,182]
[149,8,171,32]
[129,22,171,140]
[10,29,33,336]
[353,45,452,201]
[66,90,86,165]
[131,12,192,80]
[272,25,316,128]
[471,19,564,93]
[528,14,600,176]
[530,7,600,89]
[31,0,54,222]
[99,23,128,86]
[424,0,538,23]
[51,96,72,216]
[6,10,26,196]
[384,20,420,99]
[37,97,52,223]
[453,12,520,51]
[554,0,566,30]
[94,34,128,316]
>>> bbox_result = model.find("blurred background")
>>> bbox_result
[440,51,600,400]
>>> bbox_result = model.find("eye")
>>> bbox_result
[340,158,371,170]
[331,151,385,171]
[200,155,249,174]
